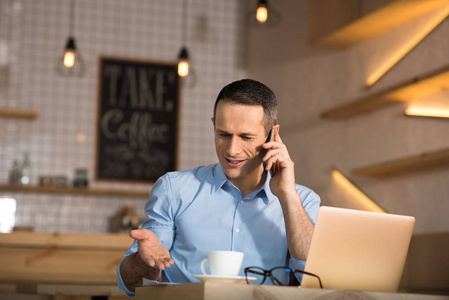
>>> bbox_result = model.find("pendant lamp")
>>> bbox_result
[248,0,281,27]
[177,0,189,78]
[177,0,197,87]
[57,0,85,76]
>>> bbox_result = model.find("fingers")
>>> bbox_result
[147,257,168,270]
[264,152,283,173]
[142,254,174,270]
[263,146,289,164]
[129,229,143,240]
[262,140,286,151]
[160,257,175,269]
[130,228,155,241]
[263,144,293,176]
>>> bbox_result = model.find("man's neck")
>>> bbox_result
[229,166,267,198]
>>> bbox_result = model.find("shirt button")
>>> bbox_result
[240,200,244,204]
[235,228,240,233]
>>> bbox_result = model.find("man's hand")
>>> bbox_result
[262,128,297,199]
[120,229,174,292]
[261,127,314,261]
[130,229,174,270]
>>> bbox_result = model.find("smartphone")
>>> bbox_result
[266,128,275,175]
[266,128,274,143]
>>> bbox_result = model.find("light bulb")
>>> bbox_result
[178,60,189,77]
[64,50,75,68]
[256,5,268,23]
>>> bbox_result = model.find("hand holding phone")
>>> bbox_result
[265,128,276,176]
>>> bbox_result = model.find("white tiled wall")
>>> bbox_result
[0,0,247,232]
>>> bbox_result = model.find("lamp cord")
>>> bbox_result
[69,0,75,36]
[182,0,187,46]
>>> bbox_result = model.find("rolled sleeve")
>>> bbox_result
[291,185,321,283]
[289,257,307,283]
[297,186,321,226]
[116,174,176,295]
[142,174,176,250]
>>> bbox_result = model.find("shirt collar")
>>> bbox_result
[259,170,276,205]
[212,163,277,205]
[212,163,228,193]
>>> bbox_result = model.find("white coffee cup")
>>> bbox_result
[200,251,244,276]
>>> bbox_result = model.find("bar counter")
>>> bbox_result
[136,282,449,300]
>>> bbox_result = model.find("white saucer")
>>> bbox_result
[193,274,256,284]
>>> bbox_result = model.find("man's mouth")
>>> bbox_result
[225,158,244,167]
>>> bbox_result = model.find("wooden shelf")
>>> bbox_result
[0,109,38,119]
[0,183,148,198]
[352,148,449,177]
[0,231,130,251]
[309,0,449,48]
[321,65,449,120]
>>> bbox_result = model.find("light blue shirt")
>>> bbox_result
[117,163,320,295]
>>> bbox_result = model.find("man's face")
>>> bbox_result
[213,100,267,186]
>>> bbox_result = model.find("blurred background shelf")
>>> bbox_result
[0,183,148,198]
[352,148,449,177]
[309,0,449,48]
[0,108,38,119]
[0,231,131,286]
[321,65,449,119]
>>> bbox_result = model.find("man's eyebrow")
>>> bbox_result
[239,132,257,137]
[215,129,256,136]
[215,129,230,134]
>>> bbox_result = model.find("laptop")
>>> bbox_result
[301,206,415,292]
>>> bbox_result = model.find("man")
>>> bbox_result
[117,79,320,295]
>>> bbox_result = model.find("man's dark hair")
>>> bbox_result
[213,79,278,135]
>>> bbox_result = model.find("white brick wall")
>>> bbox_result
[0,0,247,232]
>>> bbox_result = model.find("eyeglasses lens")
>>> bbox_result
[270,267,289,285]
[246,267,266,285]
[246,267,290,285]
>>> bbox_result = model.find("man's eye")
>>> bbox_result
[219,133,230,138]
[241,136,253,140]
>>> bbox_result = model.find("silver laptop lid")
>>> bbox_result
[302,206,415,292]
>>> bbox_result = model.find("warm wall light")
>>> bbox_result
[63,40,75,68]
[247,0,280,28]
[56,0,85,76]
[256,0,268,23]
[405,106,449,118]
[332,169,385,213]
[366,5,449,88]
[178,47,189,77]
[176,0,197,86]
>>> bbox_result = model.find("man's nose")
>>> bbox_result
[227,136,241,156]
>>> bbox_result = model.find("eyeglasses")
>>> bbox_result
[244,266,323,288]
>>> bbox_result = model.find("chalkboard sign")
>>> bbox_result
[96,57,179,182]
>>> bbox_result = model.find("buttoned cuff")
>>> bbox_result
[289,257,306,283]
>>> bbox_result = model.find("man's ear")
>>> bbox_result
[273,124,280,135]
[211,117,215,127]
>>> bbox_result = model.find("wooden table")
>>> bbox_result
[0,283,128,300]
[135,282,449,300]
